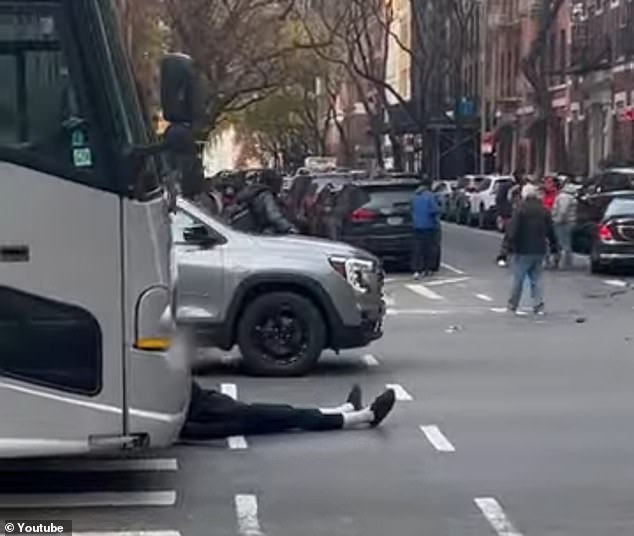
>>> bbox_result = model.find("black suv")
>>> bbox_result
[327,177,440,270]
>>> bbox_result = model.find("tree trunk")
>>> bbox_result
[372,133,384,169]
[389,133,404,171]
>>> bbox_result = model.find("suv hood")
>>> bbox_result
[252,234,376,261]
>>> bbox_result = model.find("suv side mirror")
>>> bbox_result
[183,225,217,247]
[160,53,205,126]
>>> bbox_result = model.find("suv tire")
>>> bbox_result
[238,292,325,377]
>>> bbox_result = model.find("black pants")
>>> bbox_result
[180,383,344,440]
[412,229,437,273]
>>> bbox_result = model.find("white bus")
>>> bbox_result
[0,0,195,457]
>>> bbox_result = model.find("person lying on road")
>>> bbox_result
[180,382,396,440]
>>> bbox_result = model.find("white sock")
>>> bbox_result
[319,402,354,415]
[342,408,374,428]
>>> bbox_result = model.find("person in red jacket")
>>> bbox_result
[542,176,557,212]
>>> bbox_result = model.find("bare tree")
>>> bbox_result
[521,0,567,176]
[302,0,478,172]
[164,0,301,130]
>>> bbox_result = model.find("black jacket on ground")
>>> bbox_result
[507,198,558,255]
[229,184,298,235]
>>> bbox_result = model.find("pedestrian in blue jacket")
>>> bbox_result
[411,178,440,278]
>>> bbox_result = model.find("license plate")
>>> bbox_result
[387,217,403,225]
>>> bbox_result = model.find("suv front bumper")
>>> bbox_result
[334,303,384,349]
[331,270,385,350]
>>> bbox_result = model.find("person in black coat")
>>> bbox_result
[506,184,559,314]
[225,170,299,235]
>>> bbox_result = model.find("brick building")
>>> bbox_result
[569,0,634,174]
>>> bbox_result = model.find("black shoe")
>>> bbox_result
[347,384,363,411]
[370,389,396,427]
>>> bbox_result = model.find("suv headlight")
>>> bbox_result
[329,256,376,293]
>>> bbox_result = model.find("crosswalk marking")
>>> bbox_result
[426,277,471,287]
[441,262,466,275]
[406,284,444,301]
[475,497,523,536]
[604,279,628,288]
[361,354,380,367]
[476,293,493,302]
[235,494,265,536]
[420,425,456,452]
[0,491,177,508]
[386,384,413,401]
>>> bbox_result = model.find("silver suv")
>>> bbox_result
[172,198,385,376]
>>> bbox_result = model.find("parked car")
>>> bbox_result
[589,195,634,274]
[172,198,385,377]
[432,179,456,220]
[572,190,634,255]
[449,175,486,224]
[328,177,441,269]
[285,172,353,233]
[468,175,514,228]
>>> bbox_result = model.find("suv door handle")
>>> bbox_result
[0,245,30,262]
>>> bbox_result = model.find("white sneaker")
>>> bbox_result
[497,259,507,267]
[413,272,421,280]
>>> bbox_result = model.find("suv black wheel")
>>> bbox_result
[237,292,325,377]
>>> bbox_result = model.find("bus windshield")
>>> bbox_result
[71,0,161,193]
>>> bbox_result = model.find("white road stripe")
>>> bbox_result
[419,425,456,452]
[406,284,445,301]
[385,384,413,401]
[228,436,249,450]
[604,279,628,288]
[475,497,523,536]
[387,308,451,316]
[361,354,380,367]
[491,307,528,316]
[0,458,178,473]
[476,293,494,302]
[221,383,238,400]
[441,262,466,274]
[0,491,177,508]
[74,532,180,536]
[426,277,471,286]
[235,494,265,536]
[221,383,249,450]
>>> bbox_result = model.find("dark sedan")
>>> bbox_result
[590,196,634,274]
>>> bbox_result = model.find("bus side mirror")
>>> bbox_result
[160,53,205,126]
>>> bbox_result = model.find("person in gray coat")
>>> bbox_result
[551,181,577,269]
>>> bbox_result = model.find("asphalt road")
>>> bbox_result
[2,223,634,536]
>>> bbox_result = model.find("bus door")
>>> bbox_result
[0,2,125,456]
